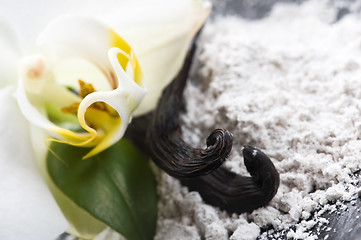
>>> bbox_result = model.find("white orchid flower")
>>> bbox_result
[17,16,146,159]
[1,0,211,239]
[18,0,211,159]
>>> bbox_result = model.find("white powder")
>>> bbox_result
[154,1,361,239]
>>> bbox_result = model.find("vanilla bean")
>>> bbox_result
[126,36,280,213]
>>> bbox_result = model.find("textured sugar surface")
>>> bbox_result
[154,1,361,239]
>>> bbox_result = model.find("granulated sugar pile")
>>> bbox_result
[154,1,361,239]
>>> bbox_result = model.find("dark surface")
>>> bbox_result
[209,0,305,19]
[310,172,361,240]
[256,172,361,239]
[209,0,358,22]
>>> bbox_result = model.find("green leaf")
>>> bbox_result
[47,139,158,240]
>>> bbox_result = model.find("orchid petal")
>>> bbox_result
[29,125,107,239]
[0,86,68,240]
[17,56,88,144]
[37,15,142,90]
[103,0,211,115]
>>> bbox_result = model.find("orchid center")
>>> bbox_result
[61,79,121,134]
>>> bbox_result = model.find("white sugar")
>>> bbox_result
[155,0,361,239]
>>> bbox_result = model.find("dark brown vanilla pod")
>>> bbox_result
[126,33,280,213]
[145,37,233,178]
[182,146,280,213]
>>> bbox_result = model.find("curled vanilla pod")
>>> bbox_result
[182,146,280,213]
[127,36,280,213]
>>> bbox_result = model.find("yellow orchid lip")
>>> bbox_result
[17,17,146,158]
